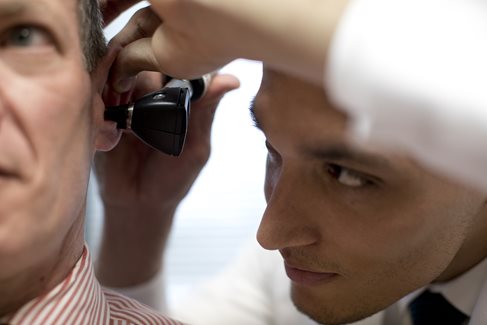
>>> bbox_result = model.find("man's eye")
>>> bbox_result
[327,164,370,188]
[1,26,53,48]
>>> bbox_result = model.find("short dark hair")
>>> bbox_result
[78,0,107,72]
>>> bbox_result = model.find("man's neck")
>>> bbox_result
[0,217,85,317]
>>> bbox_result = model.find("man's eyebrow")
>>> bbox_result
[307,145,393,169]
[0,1,64,24]
[249,97,263,130]
[248,97,393,169]
[0,2,26,18]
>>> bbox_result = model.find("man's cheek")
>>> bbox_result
[31,76,92,138]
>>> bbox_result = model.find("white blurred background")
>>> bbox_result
[86,2,266,307]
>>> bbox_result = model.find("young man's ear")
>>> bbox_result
[91,46,123,152]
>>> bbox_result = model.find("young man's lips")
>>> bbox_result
[284,262,338,285]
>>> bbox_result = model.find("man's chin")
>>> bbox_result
[290,286,377,325]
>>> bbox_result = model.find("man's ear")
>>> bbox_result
[91,46,123,152]
[93,95,122,151]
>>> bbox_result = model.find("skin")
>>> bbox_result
[253,68,487,324]
[0,0,119,316]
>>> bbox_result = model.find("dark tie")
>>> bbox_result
[408,290,469,325]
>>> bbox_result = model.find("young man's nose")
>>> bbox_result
[257,167,320,250]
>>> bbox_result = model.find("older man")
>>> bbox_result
[0,0,238,323]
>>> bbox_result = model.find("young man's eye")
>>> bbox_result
[327,164,371,188]
[1,26,53,48]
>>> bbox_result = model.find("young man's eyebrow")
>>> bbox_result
[306,145,393,170]
[249,96,393,169]
[249,97,392,168]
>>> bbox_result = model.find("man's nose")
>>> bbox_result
[257,167,320,251]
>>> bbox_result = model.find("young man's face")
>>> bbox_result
[0,0,111,282]
[253,69,487,324]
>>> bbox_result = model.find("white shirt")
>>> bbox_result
[384,257,487,325]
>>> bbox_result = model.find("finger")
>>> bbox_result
[109,6,161,48]
[109,37,161,93]
[132,71,164,99]
[92,45,120,93]
[194,74,240,106]
[101,0,145,26]
[151,26,198,79]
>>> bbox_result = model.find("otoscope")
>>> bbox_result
[104,74,212,156]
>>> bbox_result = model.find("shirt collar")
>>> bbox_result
[0,245,109,325]
[397,257,487,318]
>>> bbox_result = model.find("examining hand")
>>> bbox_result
[107,0,348,91]
[106,3,244,93]
[96,72,239,215]
[95,11,240,284]
[95,71,239,287]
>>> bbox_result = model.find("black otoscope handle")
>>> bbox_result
[105,75,211,156]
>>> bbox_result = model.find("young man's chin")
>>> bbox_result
[291,287,378,325]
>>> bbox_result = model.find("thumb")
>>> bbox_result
[195,74,241,105]
[185,74,240,142]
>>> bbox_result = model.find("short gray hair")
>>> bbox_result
[78,0,107,72]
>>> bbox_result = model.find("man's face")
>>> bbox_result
[254,69,486,324]
[0,0,106,279]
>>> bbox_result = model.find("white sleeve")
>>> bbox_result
[169,242,277,325]
[326,0,487,190]
[112,242,317,325]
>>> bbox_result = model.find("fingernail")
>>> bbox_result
[114,77,135,94]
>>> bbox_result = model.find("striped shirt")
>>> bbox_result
[0,246,185,325]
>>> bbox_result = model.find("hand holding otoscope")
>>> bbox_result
[105,75,212,156]
[95,1,241,289]
[102,4,238,157]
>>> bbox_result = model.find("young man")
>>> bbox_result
[97,64,487,325]
[95,1,487,324]
[0,0,235,323]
